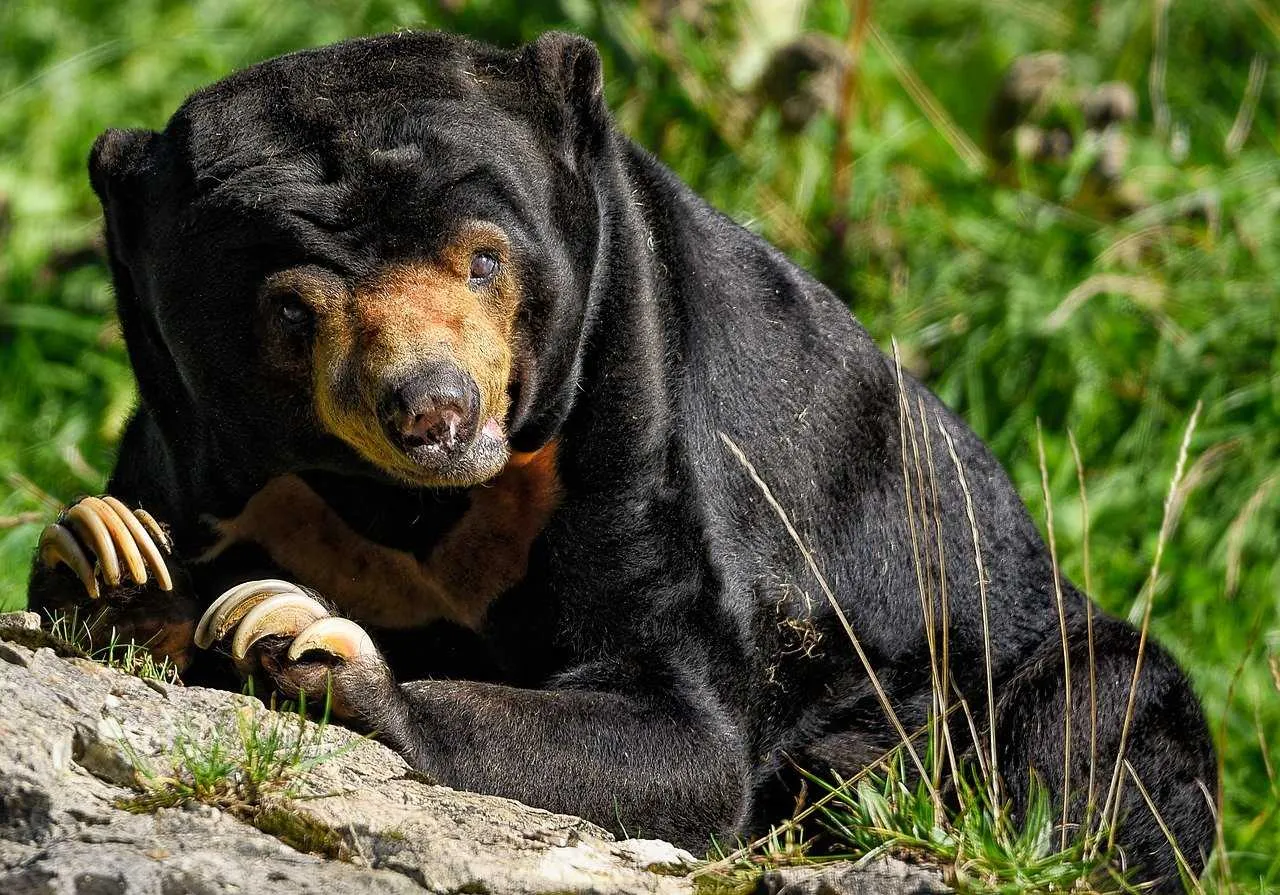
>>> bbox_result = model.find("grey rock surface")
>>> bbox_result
[756,857,951,895]
[0,611,41,632]
[0,625,948,895]
[0,632,694,894]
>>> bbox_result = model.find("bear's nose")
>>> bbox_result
[379,364,480,452]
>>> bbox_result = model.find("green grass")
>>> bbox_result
[697,755,1134,895]
[117,694,351,858]
[45,606,180,683]
[0,0,1275,888]
[813,762,1121,893]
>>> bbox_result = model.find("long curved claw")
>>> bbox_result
[64,501,122,587]
[101,496,173,591]
[39,522,100,599]
[194,579,310,649]
[287,617,378,663]
[132,507,173,554]
[81,496,148,586]
[230,593,331,662]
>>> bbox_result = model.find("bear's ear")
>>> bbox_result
[89,128,160,210]
[88,128,163,322]
[89,127,165,269]
[520,32,607,163]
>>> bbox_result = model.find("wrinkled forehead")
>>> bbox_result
[175,32,519,154]
[178,92,543,207]
[161,37,551,270]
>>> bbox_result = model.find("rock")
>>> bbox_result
[0,612,41,633]
[613,839,699,872]
[0,640,34,668]
[0,624,946,894]
[0,629,689,894]
[756,857,950,895]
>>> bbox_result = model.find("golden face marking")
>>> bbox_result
[277,222,522,487]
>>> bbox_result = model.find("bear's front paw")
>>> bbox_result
[38,496,174,599]
[195,579,388,720]
[31,496,198,670]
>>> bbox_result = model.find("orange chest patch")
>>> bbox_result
[203,443,561,630]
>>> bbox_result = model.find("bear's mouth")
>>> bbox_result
[361,362,513,486]
[391,416,511,483]
[313,384,513,488]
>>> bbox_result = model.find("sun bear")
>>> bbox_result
[29,31,1215,889]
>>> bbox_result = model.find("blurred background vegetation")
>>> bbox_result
[0,0,1276,886]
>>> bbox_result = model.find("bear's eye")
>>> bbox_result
[276,295,313,329]
[469,252,499,285]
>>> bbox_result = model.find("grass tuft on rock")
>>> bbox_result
[117,694,354,859]
[45,608,180,684]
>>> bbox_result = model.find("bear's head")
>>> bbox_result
[89,31,609,489]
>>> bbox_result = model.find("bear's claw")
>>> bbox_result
[229,592,330,662]
[131,505,173,553]
[39,496,173,597]
[286,616,378,662]
[101,496,172,589]
[38,523,100,599]
[194,578,311,649]
[197,579,377,671]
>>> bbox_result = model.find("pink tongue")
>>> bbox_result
[482,418,504,440]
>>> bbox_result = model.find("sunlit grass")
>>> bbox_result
[116,693,354,858]
[45,606,180,683]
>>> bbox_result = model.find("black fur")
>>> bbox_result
[29,31,1215,888]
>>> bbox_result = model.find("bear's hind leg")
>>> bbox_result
[994,614,1216,892]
